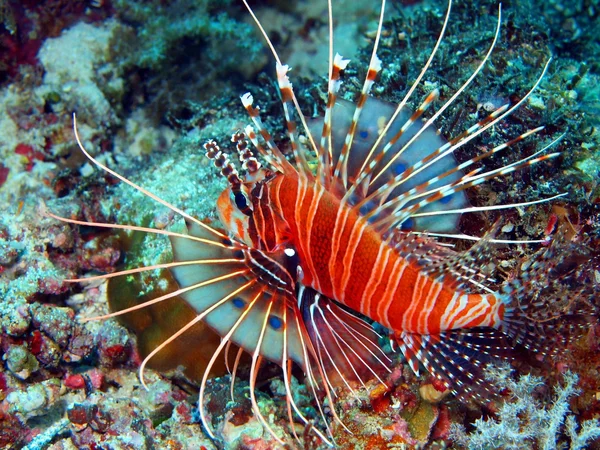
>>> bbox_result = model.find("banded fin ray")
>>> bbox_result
[50,117,342,446]
[413,222,503,289]
[170,221,358,446]
[307,96,469,233]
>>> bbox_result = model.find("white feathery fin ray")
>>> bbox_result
[292,305,354,440]
[41,211,241,280]
[298,285,391,390]
[248,297,284,445]
[409,193,567,220]
[241,0,320,161]
[130,225,263,392]
[405,147,560,215]
[368,14,554,200]
[343,0,502,205]
[168,220,339,445]
[415,230,551,245]
[333,0,386,189]
[70,113,227,242]
[196,287,265,441]
[280,305,335,447]
[71,114,228,241]
[355,124,546,220]
[366,1,503,189]
[343,0,454,202]
[371,55,553,201]
[369,132,565,231]
[169,220,307,369]
[346,88,441,215]
[388,149,563,230]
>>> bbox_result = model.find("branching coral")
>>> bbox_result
[449,365,600,450]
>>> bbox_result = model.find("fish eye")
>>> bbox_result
[231,189,252,216]
[234,191,247,210]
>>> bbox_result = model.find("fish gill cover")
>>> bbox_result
[0,0,599,449]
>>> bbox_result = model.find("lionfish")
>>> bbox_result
[48,0,582,446]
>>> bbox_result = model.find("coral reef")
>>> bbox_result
[450,366,600,450]
[0,0,598,448]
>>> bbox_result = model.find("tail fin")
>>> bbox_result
[499,233,597,355]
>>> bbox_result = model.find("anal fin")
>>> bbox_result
[395,327,514,398]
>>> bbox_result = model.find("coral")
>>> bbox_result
[34,19,124,131]
[21,418,70,450]
[5,378,63,421]
[449,365,600,450]
[4,345,39,380]
[243,0,380,78]
[0,0,111,85]
[111,0,261,72]
[203,374,282,446]
[328,366,455,449]
[106,0,266,122]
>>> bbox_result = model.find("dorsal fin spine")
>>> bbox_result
[355,126,547,224]
[243,124,281,172]
[367,5,503,189]
[333,0,386,189]
[276,63,314,178]
[240,93,296,175]
[349,0,454,193]
[381,152,560,230]
[319,53,351,187]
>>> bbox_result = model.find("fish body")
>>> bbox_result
[220,169,504,336]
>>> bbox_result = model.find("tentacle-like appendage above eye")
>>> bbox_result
[204,139,244,186]
[232,131,262,176]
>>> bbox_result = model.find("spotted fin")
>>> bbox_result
[499,234,598,355]
[402,222,501,291]
[168,220,306,368]
[395,327,513,398]
[170,221,347,446]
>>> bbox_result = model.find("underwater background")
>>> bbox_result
[0,0,599,448]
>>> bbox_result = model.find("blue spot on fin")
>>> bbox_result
[268,315,283,330]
